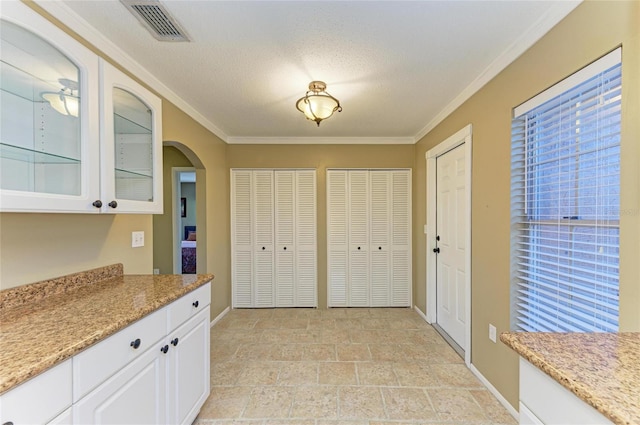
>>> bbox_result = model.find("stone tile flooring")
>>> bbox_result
[195,308,517,425]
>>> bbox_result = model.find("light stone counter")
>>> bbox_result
[501,331,640,425]
[0,264,214,394]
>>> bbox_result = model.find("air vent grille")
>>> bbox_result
[121,0,190,42]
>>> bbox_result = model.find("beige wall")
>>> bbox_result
[162,102,230,320]
[0,213,153,289]
[414,0,640,408]
[227,144,414,307]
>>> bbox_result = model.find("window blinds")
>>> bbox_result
[510,49,622,333]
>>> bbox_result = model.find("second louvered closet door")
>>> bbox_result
[327,169,411,307]
[232,169,317,308]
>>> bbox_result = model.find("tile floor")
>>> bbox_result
[196,308,517,425]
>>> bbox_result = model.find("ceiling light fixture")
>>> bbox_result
[42,78,79,117]
[296,81,342,127]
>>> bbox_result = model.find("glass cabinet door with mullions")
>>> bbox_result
[0,2,100,213]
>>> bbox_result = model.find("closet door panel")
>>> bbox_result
[232,170,253,307]
[390,170,411,306]
[348,171,369,306]
[370,171,391,306]
[294,170,317,307]
[253,171,274,307]
[327,170,348,307]
[275,171,295,307]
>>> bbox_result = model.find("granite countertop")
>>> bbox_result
[0,264,214,395]
[500,331,640,425]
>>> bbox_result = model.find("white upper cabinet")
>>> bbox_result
[0,1,100,213]
[0,2,163,214]
[99,60,163,213]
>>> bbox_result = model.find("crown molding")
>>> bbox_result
[226,137,415,145]
[414,0,582,143]
[35,0,581,146]
[34,0,229,142]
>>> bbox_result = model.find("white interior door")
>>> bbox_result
[435,144,467,348]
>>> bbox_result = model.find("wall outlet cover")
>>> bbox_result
[489,324,497,343]
[132,231,145,248]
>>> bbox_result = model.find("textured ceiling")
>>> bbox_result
[42,1,580,143]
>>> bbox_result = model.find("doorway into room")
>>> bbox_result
[426,124,472,365]
[173,167,197,274]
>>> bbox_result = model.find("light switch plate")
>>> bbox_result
[132,231,144,248]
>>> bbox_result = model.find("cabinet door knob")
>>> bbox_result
[92,200,103,208]
[192,300,199,308]
[283,246,287,250]
[108,200,118,208]
[262,247,265,250]
[357,247,361,250]
[433,247,440,254]
[171,337,179,346]
[379,247,382,250]
[4,422,15,425]
[160,345,169,354]
[130,338,141,349]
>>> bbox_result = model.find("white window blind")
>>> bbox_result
[510,49,622,333]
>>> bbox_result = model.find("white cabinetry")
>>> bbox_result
[0,282,211,425]
[74,344,166,425]
[99,60,162,213]
[327,169,411,307]
[0,1,99,213]
[0,359,72,425]
[0,2,162,214]
[519,358,613,425]
[74,282,210,425]
[232,169,317,308]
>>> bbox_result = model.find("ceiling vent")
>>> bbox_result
[121,0,190,42]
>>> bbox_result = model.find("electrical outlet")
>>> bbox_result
[489,324,497,343]
[153,268,160,275]
[132,231,144,248]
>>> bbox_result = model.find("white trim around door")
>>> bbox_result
[425,124,472,366]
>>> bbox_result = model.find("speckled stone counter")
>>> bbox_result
[501,332,640,425]
[0,264,214,395]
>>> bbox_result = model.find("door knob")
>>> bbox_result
[433,247,440,254]
[92,200,102,208]
[108,200,118,208]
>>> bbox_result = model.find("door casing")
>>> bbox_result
[425,124,472,366]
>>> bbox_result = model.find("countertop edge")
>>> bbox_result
[500,333,628,425]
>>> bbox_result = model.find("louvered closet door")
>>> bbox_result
[390,170,411,306]
[348,171,370,307]
[294,170,317,307]
[253,171,275,307]
[327,170,349,306]
[369,171,391,306]
[275,171,295,307]
[231,170,253,308]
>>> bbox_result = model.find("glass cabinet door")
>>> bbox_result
[0,2,99,212]
[100,59,163,214]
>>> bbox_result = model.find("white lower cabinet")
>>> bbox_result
[74,282,211,425]
[74,345,166,425]
[0,282,211,425]
[519,358,613,425]
[0,359,72,425]
[166,308,210,425]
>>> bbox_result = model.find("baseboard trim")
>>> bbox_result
[210,306,230,328]
[469,363,519,421]
[413,305,430,323]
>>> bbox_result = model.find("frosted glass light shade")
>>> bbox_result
[42,92,79,117]
[295,81,342,126]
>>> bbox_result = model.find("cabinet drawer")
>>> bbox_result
[73,306,167,402]
[168,282,211,331]
[0,359,72,425]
